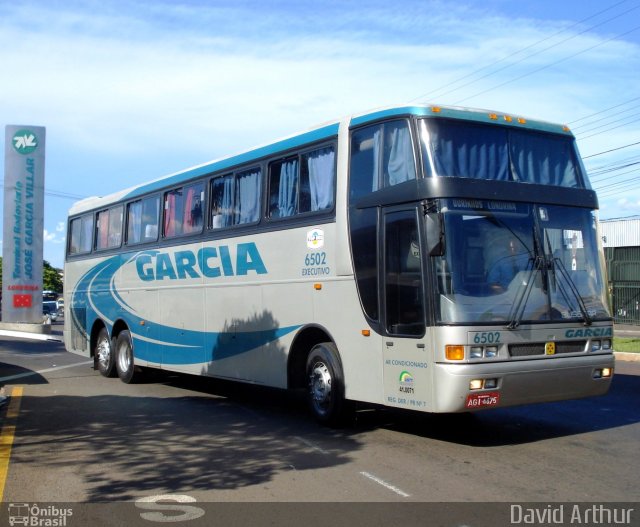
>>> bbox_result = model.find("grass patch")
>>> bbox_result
[614,338,640,353]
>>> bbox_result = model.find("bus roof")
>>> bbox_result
[68,104,574,216]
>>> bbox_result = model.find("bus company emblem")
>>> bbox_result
[545,342,556,355]
[399,370,415,394]
[306,228,324,249]
[12,129,38,154]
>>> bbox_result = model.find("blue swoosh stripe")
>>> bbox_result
[71,252,301,366]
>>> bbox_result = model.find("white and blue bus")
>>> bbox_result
[64,104,614,424]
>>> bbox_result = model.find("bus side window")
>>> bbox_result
[349,120,415,206]
[163,182,204,238]
[164,188,183,237]
[269,157,299,218]
[211,168,261,228]
[350,125,380,205]
[95,205,123,250]
[383,120,416,187]
[68,213,93,255]
[183,183,204,235]
[235,168,261,224]
[300,146,335,213]
[211,174,234,228]
[127,195,159,245]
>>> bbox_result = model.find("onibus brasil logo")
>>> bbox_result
[12,129,38,155]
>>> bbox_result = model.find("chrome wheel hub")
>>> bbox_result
[310,362,332,407]
[97,338,110,366]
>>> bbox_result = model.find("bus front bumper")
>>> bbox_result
[432,353,614,413]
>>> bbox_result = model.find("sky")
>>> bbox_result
[1,0,639,269]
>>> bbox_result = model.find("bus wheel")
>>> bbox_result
[115,330,138,384]
[306,343,352,426]
[95,327,116,377]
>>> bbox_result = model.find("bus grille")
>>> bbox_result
[508,341,587,357]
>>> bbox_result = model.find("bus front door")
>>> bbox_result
[381,208,433,411]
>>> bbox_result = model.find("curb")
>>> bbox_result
[0,329,63,343]
[614,351,640,362]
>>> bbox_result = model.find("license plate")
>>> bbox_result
[465,392,500,409]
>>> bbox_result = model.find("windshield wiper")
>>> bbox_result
[507,256,541,330]
[541,230,592,326]
[552,257,593,326]
[507,222,546,330]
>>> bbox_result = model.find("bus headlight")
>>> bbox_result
[591,340,602,352]
[469,378,498,390]
[484,378,498,389]
[470,347,483,359]
[602,339,612,350]
[485,346,498,358]
[593,368,613,379]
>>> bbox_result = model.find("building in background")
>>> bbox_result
[601,216,640,325]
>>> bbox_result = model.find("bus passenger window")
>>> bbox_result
[350,125,380,205]
[68,214,94,255]
[235,168,261,224]
[127,195,159,244]
[95,206,123,251]
[183,183,204,235]
[211,174,234,228]
[300,147,335,213]
[349,120,415,206]
[269,158,299,218]
[210,168,261,228]
[383,121,416,187]
[163,182,204,238]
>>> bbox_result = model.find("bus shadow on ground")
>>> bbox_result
[10,388,359,502]
[0,363,48,385]
[357,373,640,447]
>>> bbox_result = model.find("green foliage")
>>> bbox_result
[613,338,640,353]
[44,260,63,293]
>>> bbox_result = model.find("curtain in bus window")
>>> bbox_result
[385,124,415,186]
[372,129,381,191]
[128,201,142,244]
[183,185,203,234]
[143,197,159,241]
[236,169,260,224]
[164,192,178,237]
[509,130,579,187]
[97,210,109,250]
[211,176,234,228]
[81,215,93,252]
[307,147,335,211]
[278,159,299,217]
[349,125,381,204]
[108,206,123,247]
[429,120,510,180]
[69,219,81,254]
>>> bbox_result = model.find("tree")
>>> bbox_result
[43,260,63,293]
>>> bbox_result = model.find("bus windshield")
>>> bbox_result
[432,200,611,325]
[419,118,588,188]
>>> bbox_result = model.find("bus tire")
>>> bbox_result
[115,330,139,384]
[95,327,116,377]
[306,342,352,426]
